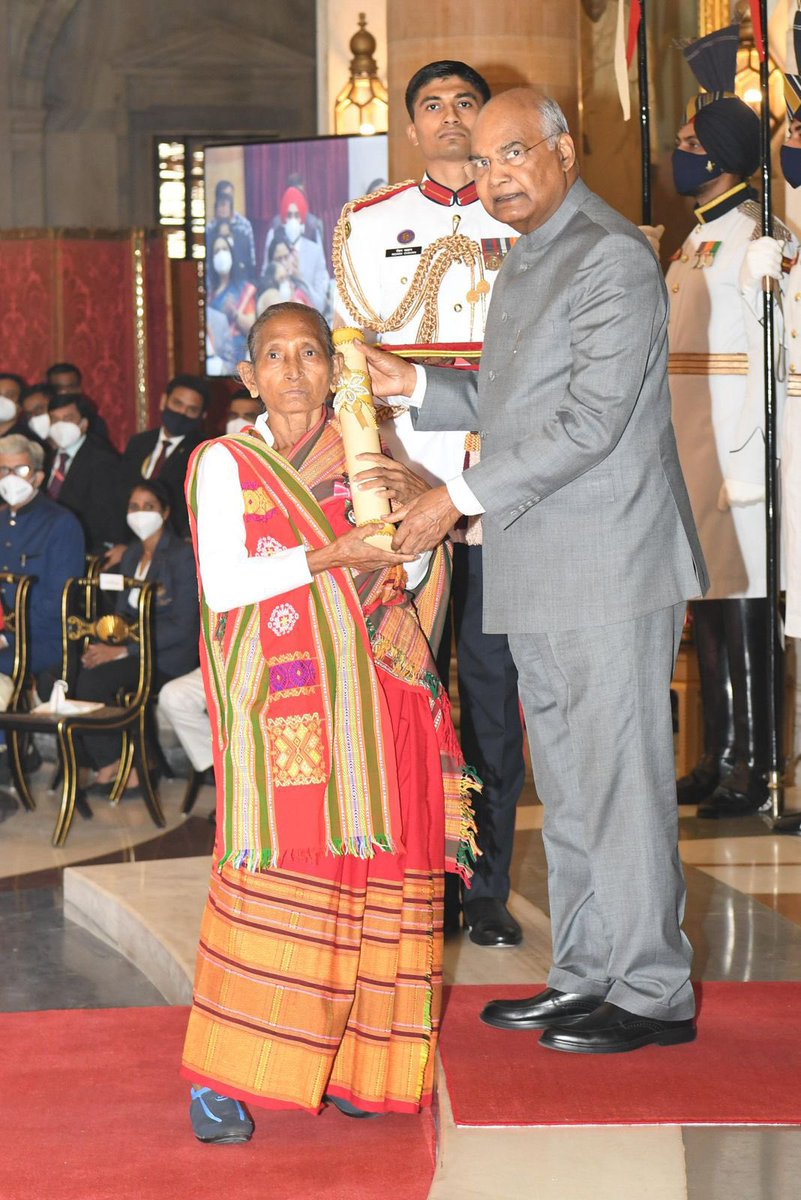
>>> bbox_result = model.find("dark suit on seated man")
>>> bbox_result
[45,393,125,554]
[361,88,708,1056]
[0,433,85,688]
[116,374,211,548]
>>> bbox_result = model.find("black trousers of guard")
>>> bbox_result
[451,543,526,903]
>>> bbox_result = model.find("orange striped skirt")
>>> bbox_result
[181,673,445,1114]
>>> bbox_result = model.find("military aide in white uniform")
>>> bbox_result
[744,27,801,644]
[333,171,517,490]
[333,62,525,948]
[663,25,794,819]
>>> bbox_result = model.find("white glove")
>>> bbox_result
[740,237,783,291]
[638,223,665,257]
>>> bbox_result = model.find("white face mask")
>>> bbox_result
[213,249,233,276]
[126,510,164,541]
[27,413,51,439]
[0,397,18,423]
[0,475,35,508]
[48,420,83,449]
[225,416,251,435]
[283,217,302,244]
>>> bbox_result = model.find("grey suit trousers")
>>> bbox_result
[508,602,695,1021]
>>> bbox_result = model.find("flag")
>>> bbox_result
[614,0,631,120]
[626,0,642,67]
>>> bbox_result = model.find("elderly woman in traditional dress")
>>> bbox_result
[181,302,477,1142]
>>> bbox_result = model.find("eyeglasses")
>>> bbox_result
[464,135,555,181]
[0,464,34,478]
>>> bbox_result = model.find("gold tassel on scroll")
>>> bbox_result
[332,327,395,550]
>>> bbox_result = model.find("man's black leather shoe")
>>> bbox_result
[697,761,770,818]
[539,1001,696,1054]
[463,897,522,947]
[675,755,720,805]
[480,986,606,1030]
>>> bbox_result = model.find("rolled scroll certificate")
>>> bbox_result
[332,327,395,550]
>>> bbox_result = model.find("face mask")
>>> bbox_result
[48,419,83,449]
[226,416,252,435]
[672,148,723,196]
[0,475,35,508]
[27,413,50,439]
[213,249,233,276]
[126,510,164,541]
[162,407,200,437]
[283,217,302,244]
[781,144,801,189]
[0,397,17,423]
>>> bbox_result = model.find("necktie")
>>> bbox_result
[148,437,171,479]
[48,452,69,499]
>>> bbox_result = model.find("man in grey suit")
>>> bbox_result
[360,87,708,1054]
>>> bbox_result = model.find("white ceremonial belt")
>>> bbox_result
[668,353,749,376]
[788,374,801,397]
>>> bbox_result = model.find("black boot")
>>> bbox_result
[698,599,777,818]
[676,601,735,804]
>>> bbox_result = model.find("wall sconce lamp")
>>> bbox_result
[334,14,389,136]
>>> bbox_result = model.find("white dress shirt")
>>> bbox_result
[143,430,185,478]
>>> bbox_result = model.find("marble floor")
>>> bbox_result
[3,766,801,1199]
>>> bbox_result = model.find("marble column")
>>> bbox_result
[386,0,579,180]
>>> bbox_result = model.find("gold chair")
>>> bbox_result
[0,572,35,809]
[0,575,166,846]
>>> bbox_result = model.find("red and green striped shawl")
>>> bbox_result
[186,426,403,871]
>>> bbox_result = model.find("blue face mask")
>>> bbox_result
[672,148,723,196]
[781,144,801,189]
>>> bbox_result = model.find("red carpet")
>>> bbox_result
[0,1007,436,1200]
[439,982,801,1126]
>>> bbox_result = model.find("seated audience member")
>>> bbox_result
[205,180,256,282]
[0,373,46,447]
[158,667,213,780]
[113,373,210,550]
[45,362,81,395]
[261,188,330,314]
[256,236,313,315]
[207,225,256,366]
[45,392,126,555]
[206,307,236,376]
[224,389,264,434]
[45,362,110,444]
[0,435,85,695]
[20,383,56,441]
[76,479,199,790]
[262,174,325,256]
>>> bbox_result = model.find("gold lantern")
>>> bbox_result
[334,14,389,136]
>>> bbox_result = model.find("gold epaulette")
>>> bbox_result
[740,199,794,245]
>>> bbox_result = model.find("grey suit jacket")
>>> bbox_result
[415,178,708,633]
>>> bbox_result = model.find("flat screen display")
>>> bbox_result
[204,134,388,375]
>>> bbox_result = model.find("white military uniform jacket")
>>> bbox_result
[333,177,517,512]
[667,185,792,599]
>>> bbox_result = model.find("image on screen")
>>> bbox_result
[203,134,388,376]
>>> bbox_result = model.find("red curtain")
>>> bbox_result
[0,231,173,451]
[244,139,350,275]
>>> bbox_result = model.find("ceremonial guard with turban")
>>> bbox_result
[664,24,795,818]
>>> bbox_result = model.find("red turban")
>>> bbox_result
[280,186,309,222]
